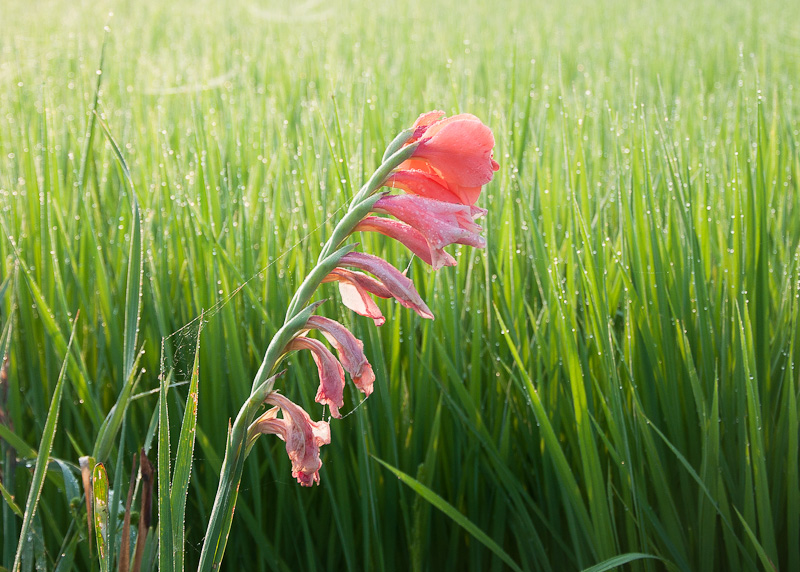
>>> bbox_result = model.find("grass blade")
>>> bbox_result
[93,463,110,572]
[158,351,174,572]
[91,111,144,463]
[170,318,202,572]
[0,479,22,517]
[12,312,79,572]
[580,553,661,572]
[373,456,523,572]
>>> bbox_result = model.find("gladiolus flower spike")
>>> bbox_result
[200,111,496,572]
[256,110,494,480]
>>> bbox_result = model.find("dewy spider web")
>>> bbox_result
[156,200,351,395]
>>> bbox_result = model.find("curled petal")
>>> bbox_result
[286,336,345,418]
[251,392,331,486]
[374,195,486,270]
[305,316,376,397]
[322,268,390,326]
[355,216,456,269]
[339,252,434,320]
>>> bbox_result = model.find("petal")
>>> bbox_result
[393,159,484,206]
[385,170,463,204]
[324,268,393,298]
[253,393,331,487]
[323,268,390,326]
[356,216,457,268]
[306,316,376,397]
[413,117,499,189]
[339,281,386,326]
[407,110,446,143]
[339,252,434,320]
[374,195,486,269]
[286,336,346,418]
[418,113,482,138]
[413,110,446,130]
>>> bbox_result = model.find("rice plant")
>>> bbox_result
[1,0,798,570]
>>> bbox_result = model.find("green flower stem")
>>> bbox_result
[381,127,415,164]
[197,132,415,572]
[347,140,418,214]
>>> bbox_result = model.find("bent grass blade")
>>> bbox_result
[372,456,523,572]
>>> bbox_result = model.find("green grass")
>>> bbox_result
[1,0,799,570]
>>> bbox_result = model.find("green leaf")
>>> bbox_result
[94,110,143,379]
[170,320,202,572]
[92,463,110,572]
[734,508,778,572]
[0,480,22,517]
[158,346,175,572]
[12,313,78,572]
[373,456,523,572]
[52,534,79,572]
[580,553,661,572]
[91,111,144,463]
[0,426,36,460]
[50,459,80,510]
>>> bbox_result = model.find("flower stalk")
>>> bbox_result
[197,131,416,572]
[197,110,497,571]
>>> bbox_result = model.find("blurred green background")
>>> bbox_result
[1,0,799,570]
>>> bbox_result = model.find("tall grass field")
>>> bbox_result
[1,0,799,570]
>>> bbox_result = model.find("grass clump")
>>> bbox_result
[1,0,799,570]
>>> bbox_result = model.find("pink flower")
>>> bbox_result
[305,315,376,397]
[385,162,465,205]
[373,195,486,270]
[337,252,434,320]
[251,392,331,486]
[354,216,456,269]
[391,111,499,205]
[285,336,345,418]
[322,268,392,326]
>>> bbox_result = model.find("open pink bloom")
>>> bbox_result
[251,392,331,486]
[322,268,392,326]
[305,315,376,397]
[354,216,456,269]
[286,336,346,418]
[387,159,480,205]
[337,252,434,320]
[395,111,499,205]
[373,195,486,270]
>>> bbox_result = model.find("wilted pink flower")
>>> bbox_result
[338,252,434,320]
[354,216,456,269]
[251,392,331,486]
[305,315,376,397]
[373,195,486,270]
[322,268,392,326]
[286,336,345,418]
[392,111,499,205]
